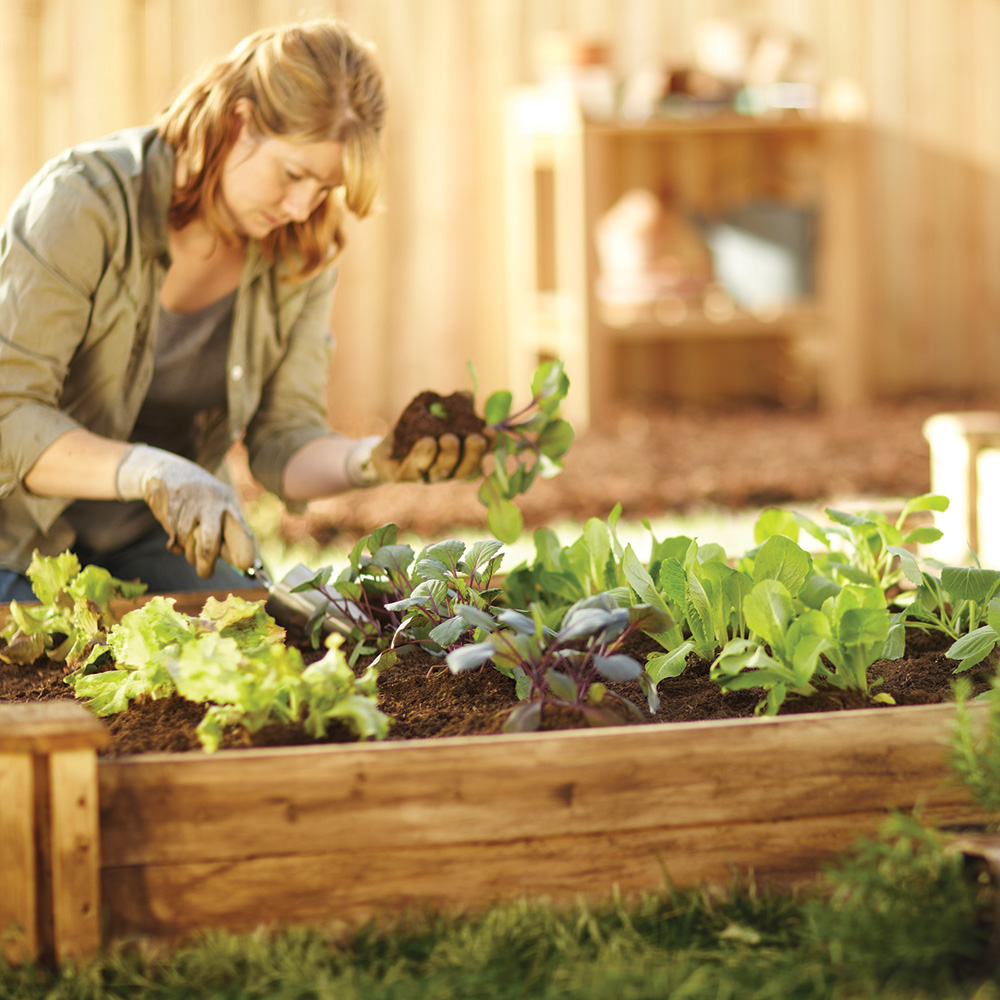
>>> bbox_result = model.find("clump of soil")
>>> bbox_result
[391,390,488,460]
[0,628,992,757]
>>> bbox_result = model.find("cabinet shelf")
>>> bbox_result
[596,300,821,340]
[503,89,866,428]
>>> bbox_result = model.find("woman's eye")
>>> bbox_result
[285,170,303,182]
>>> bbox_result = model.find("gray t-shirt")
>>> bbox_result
[65,291,235,552]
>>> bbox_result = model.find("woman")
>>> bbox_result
[0,19,487,601]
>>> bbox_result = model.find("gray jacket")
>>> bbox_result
[0,126,338,570]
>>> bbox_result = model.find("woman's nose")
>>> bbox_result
[283,187,314,223]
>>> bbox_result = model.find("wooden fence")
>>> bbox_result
[2,0,999,430]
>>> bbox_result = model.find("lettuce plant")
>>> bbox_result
[69,594,389,751]
[446,593,671,731]
[502,505,632,625]
[0,550,146,670]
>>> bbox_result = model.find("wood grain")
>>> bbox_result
[0,752,36,963]
[46,749,103,963]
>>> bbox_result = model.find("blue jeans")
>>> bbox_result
[0,525,258,602]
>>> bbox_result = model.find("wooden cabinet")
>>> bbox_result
[504,89,867,429]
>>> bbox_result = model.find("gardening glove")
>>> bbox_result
[115,444,257,578]
[345,430,492,487]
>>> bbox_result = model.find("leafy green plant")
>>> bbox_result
[711,579,832,714]
[893,558,1000,666]
[818,584,898,698]
[759,494,948,595]
[0,550,146,670]
[501,505,632,625]
[472,359,574,543]
[623,527,754,662]
[711,535,898,713]
[69,594,389,751]
[294,526,506,666]
[446,592,672,731]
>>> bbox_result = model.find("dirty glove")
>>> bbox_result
[345,430,493,487]
[115,444,257,578]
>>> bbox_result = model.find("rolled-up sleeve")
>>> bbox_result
[0,159,124,492]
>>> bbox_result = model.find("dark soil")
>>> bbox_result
[0,627,992,757]
[390,390,488,460]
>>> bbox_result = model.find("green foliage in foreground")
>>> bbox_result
[2,811,996,1000]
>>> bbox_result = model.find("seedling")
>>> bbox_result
[446,592,671,730]
[472,359,574,543]
[293,525,506,666]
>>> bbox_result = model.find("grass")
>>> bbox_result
[3,813,998,1000]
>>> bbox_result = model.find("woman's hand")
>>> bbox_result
[116,445,256,577]
[346,431,493,486]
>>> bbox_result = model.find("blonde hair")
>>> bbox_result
[157,19,386,279]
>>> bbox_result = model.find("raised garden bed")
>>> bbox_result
[0,589,988,966]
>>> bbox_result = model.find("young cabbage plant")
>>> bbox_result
[293,526,505,667]
[472,359,574,544]
[819,583,898,699]
[712,575,898,714]
[944,597,1000,674]
[446,593,672,731]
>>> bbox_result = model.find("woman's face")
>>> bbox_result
[218,104,345,239]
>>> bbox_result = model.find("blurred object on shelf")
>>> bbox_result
[619,60,670,121]
[821,78,870,121]
[701,201,816,313]
[692,19,750,86]
[535,32,616,119]
[594,188,713,312]
[532,17,848,126]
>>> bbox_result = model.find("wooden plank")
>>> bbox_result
[0,702,108,755]
[100,799,982,942]
[46,749,103,964]
[0,752,36,963]
[0,0,41,212]
[98,702,975,868]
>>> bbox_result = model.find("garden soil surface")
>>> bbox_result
[3,394,998,756]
